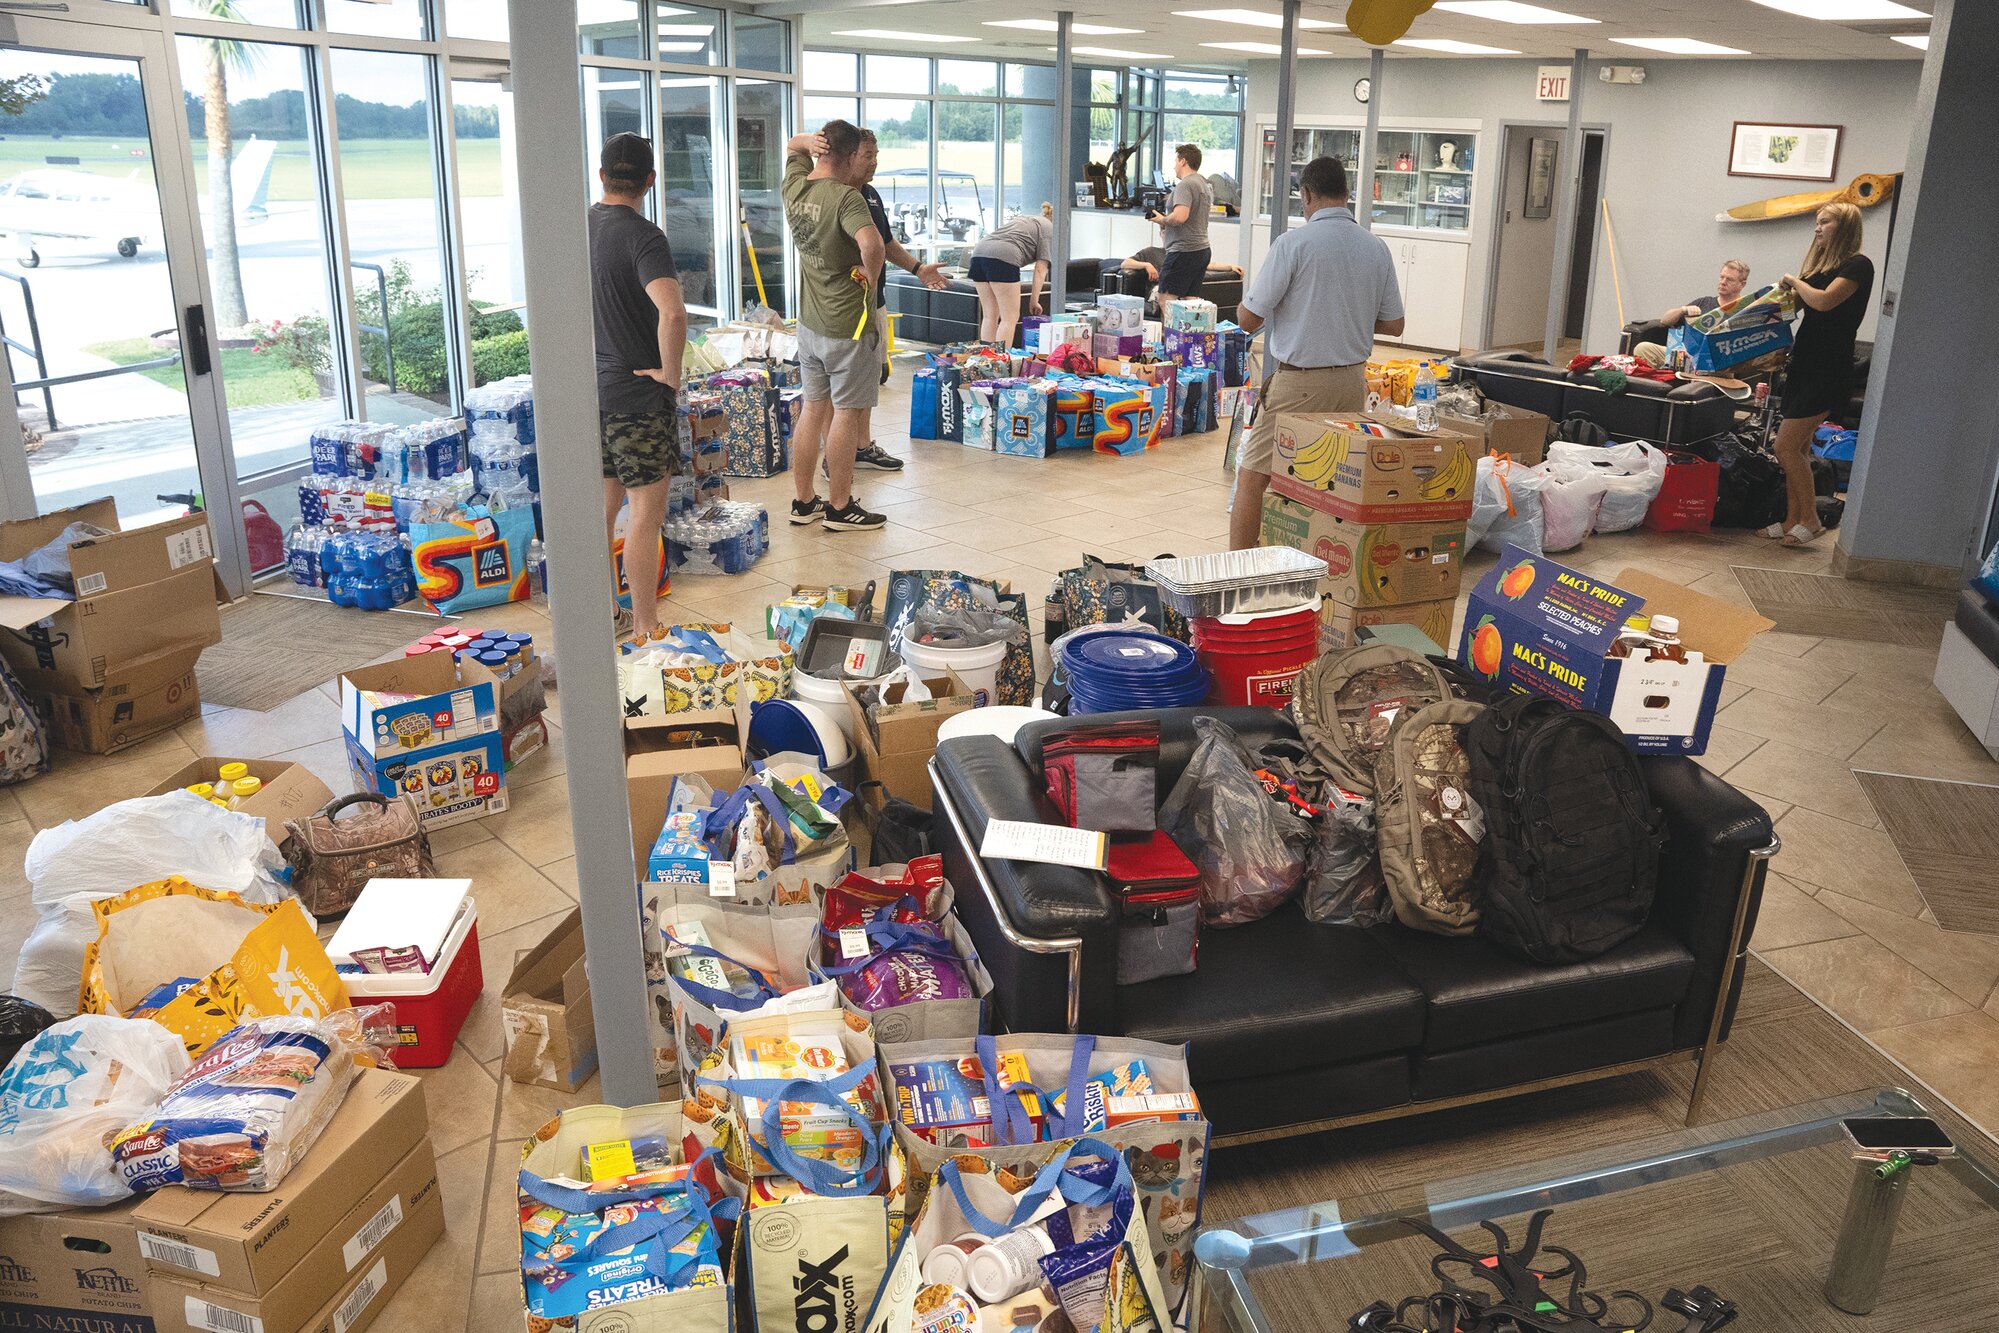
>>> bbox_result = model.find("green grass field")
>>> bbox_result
[0,134,503,202]
[85,336,315,407]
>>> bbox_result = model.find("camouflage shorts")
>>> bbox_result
[600,408,681,489]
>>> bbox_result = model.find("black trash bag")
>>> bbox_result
[1713,435,1787,530]
[1257,738,1394,929]
[866,793,934,866]
[0,995,55,1073]
[1159,717,1310,927]
[1818,496,1846,530]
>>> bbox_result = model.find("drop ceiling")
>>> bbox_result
[795,0,1934,74]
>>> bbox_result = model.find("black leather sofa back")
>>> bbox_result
[1458,350,1737,445]
[886,259,1115,349]
[1098,265,1242,325]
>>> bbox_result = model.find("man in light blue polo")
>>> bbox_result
[1229,156,1405,550]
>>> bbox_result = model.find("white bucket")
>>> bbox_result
[792,670,864,743]
[900,637,1008,707]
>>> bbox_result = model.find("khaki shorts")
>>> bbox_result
[601,407,680,489]
[1238,363,1369,476]
[798,323,885,411]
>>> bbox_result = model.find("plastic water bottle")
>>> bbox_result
[1413,361,1439,431]
[527,538,547,597]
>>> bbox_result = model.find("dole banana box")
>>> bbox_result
[1270,412,1477,524]
[1458,546,1772,755]
[1260,493,1466,608]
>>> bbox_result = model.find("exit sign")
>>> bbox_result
[1537,66,1571,101]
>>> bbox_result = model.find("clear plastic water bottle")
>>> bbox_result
[1413,361,1439,431]
[527,537,547,597]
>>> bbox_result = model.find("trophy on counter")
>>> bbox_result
[1107,124,1153,208]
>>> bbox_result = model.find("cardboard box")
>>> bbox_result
[341,653,506,828]
[1667,317,1793,373]
[1456,549,1772,754]
[625,708,744,870]
[1319,594,1456,654]
[502,908,599,1092]
[845,673,977,812]
[150,1143,441,1333]
[149,1140,441,1333]
[0,498,222,693]
[1439,403,1551,467]
[346,730,506,830]
[131,1069,429,1294]
[33,643,204,755]
[1262,494,1467,609]
[0,1198,153,1332]
[148,756,338,849]
[1272,413,1477,523]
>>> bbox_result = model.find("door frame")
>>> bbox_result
[1480,118,1610,354]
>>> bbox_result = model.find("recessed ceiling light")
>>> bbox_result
[833,28,980,42]
[984,19,1145,34]
[1174,8,1343,29]
[1611,36,1751,55]
[1745,0,1926,19]
[1433,1,1598,22]
[1199,40,1333,53]
[1892,32,1929,47]
[1048,45,1174,58]
[1393,37,1522,53]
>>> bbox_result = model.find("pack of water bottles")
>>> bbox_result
[319,531,417,611]
[465,378,543,534]
[666,471,728,519]
[664,501,769,577]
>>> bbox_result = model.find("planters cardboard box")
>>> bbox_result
[33,643,204,755]
[1271,413,1477,523]
[1457,547,1772,754]
[846,672,977,812]
[625,708,743,870]
[1261,494,1466,609]
[1319,595,1456,654]
[1439,403,1551,467]
[148,756,338,851]
[502,908,599,1093]
[0,1198,153,1333]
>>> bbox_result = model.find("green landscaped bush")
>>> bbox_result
[472,329,531,384]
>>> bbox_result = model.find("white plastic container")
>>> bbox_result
[792,670,860,743]
[900,637,1006,708]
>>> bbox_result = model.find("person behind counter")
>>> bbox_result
[966,204,1055,350]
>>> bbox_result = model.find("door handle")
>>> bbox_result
[184,304,211,377]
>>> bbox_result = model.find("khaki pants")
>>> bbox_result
[1238,362,1369,476]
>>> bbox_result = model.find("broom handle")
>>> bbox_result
[1601,196,1626,330]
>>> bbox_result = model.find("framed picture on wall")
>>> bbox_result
[1729,122,1841,182]
[1524,137,1557,220]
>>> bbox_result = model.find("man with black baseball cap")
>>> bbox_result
[589,131,686,641]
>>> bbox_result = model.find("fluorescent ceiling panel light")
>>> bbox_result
[1174,8,1343,29]
[1199,40,1333,53]
[1393,37,1522,53]
[1611,36,1751,54]
[984,18,1144,33]
[1433,1,1598,22]
[1064,45,1174,58]
[1744,0,1926,19]
[834,28,980,42]
[1891,33,1929,47]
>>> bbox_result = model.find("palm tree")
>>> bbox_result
[197,3,255,330]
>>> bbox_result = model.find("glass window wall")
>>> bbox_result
[659,75,723,312]
[656,2,723,66]
[735,78,790,314]
[325,0,426,40]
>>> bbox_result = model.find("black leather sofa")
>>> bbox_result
[930,706,1779,1143]
[886,259,1106,348]
[1616,320,1873,429]
[1457,350,1738,446]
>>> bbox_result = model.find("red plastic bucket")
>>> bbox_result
[1192,601,1319,707]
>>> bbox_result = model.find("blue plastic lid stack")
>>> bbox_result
[1061,631,1208,715]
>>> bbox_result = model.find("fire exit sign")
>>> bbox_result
[1537,66,1571,101]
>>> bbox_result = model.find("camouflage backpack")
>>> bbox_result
[1373,698,1488,936]
[1290,644,1454,796]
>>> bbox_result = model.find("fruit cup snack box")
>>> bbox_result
[889,1050,1040,1146]
[732,1021,881,1176]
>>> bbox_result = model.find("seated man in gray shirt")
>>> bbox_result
[1229,156,1405,551]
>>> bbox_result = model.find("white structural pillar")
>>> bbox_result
[1542,47,1587,363]
[1269,0,1300,244]
[1051,10,1073,314]
[1356,46,1384,232]
[507,0,656,1107]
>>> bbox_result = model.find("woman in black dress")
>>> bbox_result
[1763,201,1873,547]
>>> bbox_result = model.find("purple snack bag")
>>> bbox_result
[839,926,972,1011]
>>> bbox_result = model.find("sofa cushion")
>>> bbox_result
[1371,922,1696,1054]
[1410,1007,1678,1101]
[1116,903,1425,1083]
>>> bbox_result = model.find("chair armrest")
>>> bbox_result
[1641,756,1779,1049]
[930,736,1120,1033]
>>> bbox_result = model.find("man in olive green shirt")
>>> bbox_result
[781,120,886,532]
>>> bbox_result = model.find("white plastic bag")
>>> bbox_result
[1531,460,1608,552]
[0,1014,189,1215]
[1547,440,1668,534]
[11,895,101,1018]
[25,790,287,906]
[1467,454,1549,556]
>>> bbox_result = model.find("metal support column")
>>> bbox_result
[1357,47,1384,231]
[507,0,656,1108]
[1268,0,1300,244]
[1051,10,1073,314]
[1542,47,1587,363]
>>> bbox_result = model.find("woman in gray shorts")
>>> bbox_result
[967,204,1055,349]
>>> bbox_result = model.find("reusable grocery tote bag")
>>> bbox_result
[411,504,533,614]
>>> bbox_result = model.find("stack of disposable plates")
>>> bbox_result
[1061,631,1209,715]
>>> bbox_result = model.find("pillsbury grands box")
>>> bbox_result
[1457,547,1771,754]
[1165,327,1220,370]
[994,380,1055,457]
[1099,293,1146,332]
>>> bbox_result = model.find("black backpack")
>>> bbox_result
[1464,695,1666,964]
[1712,435,1786,530]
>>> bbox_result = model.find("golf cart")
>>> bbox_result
[871,169,987,245]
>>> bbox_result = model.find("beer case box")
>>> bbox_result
[147,756,338,851]
[625,708,744,870]
[1438,403,1552,467]
[1271,413,1478,524]
[845,672,978,813]
[1261,494,1467,609]
[1319,595,1457,654]
[33,643,205,756]
[0,497,223,694]
[0,1197,154,1333]
[1457,549,1771,754]
[148,1141,443,1333]
[501,907,599,1093]
[131,1070,429,1295]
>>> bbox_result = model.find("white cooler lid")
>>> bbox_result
[327,878,473,967]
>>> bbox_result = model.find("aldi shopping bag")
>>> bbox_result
[411,504,533,614]
[1057,557,1190,644]
[882,571,1037,707]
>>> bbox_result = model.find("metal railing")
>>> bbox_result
[0,272,184,432]
[352,260,396,394]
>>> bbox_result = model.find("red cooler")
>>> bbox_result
[1192,600,1321,708]
[342,901,481,1066]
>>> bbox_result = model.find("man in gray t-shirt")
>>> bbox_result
[1146,144,1215,312]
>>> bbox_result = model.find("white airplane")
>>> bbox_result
[0,137,276,268]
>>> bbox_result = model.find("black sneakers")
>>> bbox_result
[821,500,887,531]
[854,443,905,472]
[789,497,828,525]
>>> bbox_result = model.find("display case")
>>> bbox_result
[1258,122,1478,235]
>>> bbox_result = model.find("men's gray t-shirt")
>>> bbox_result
[589,202,679,415]
[1163,172,1213,253]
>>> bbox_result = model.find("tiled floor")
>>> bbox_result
[9,366,1998,1331]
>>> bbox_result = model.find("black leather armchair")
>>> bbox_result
[1457,350,1738,446]
[930,706,1778,1142]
